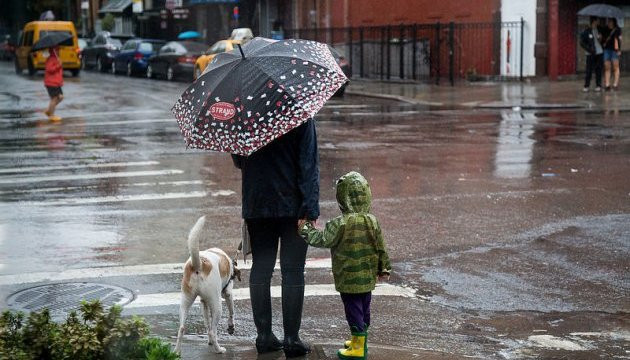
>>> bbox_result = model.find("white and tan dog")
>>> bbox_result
[175,216,240,354]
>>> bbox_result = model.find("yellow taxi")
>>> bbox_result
[194,39,242,80]
[15,21,81,76]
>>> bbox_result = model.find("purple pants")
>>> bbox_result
[340,292,372,332]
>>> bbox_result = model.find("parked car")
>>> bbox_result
[146,41,206,81]
[229,28,254,42]
[14,21,80,76]
[194,39,241,80]
[77,37,89,61]
[82,31,123,72]
[328,45,351,97]
[112,38,164,76]
[0,34,15,60]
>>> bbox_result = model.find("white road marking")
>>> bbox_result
[0,161,160,174]
[14,191,208,206]
[0,258,332,286]
[527,335,591,351]
[0,109,167,122]
[0,180,206,195]
[126,284,416,309]
[0,169,184,185]
[0,148,116,158]
[79,118,175,127]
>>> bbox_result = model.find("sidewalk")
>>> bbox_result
[345,78,630,110]
[176,338,475,360]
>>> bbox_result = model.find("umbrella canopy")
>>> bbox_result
[172,37,347,156]
[31,32,73,52]
[578,4,625,25]
[177,31,201,40]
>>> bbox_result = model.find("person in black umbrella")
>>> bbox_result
[231,120,319,357]
[43,46,64,121]
[602,18,622,91]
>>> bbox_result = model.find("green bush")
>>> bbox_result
[0,300,179,360]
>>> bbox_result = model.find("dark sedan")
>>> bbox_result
[82,31,123,72]
[112,38,164,77]
[146,41,206,81]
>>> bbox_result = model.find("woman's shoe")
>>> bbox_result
[612,85,619,91]
[283,337,311,358]
[605,86,612,92]
[282,285,311,357]
[256,333,283,353]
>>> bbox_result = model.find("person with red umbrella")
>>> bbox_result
[172,37,347,357]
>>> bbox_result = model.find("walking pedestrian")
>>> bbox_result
[580,17,604,92]
[44,46,63,121]
[602,18,622,91]
[231,119,319,358]
[300,171,392,360]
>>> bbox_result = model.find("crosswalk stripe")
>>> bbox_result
[11,191,208,206]
[125,284,417,309]
[0,169,183,185]
[0,258,333,286]
[0,161,160,174]
[0,180,206,195]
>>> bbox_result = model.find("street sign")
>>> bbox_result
[132,0,143,13]
[81,0,89,10]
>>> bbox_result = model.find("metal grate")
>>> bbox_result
[6,282,135,318]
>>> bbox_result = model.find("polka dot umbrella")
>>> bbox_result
[171,37,348,156]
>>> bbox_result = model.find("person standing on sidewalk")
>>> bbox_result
[602,18,622,91]
[232,119,319,358]
[300,171,392,360]
[44,46,64,121]
[580,17,603,92]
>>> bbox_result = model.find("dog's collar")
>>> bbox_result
[222,261,240,293]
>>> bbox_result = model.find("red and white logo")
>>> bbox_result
[209,102,236,121]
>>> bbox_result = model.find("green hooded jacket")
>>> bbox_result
[300,171,391,293]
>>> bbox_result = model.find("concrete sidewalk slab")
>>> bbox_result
[176,338,473,360]
[346,79,630,110]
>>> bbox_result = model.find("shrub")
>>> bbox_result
[0,300,179,360]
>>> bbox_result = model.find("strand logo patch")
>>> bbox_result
[210,102,236,121]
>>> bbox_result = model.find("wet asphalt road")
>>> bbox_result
[0,61,629,359]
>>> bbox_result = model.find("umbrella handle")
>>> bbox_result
[237,44,245,59]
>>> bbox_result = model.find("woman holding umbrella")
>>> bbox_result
[43,45,64,121]
[172,38,347,357]
[31,31,73,121]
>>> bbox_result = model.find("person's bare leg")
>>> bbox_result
[612,60,620,88]
[604,61,612,88]
[45,98,55,117]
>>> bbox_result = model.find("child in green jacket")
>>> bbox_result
[300,171,391,360]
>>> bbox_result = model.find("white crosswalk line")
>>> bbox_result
[0,161,160,174]
[0,258,333,286]
[126,284,417,309]
[0,169,184,185]
[13,191,208,206]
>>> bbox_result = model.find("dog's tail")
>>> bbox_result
[187,216,206,271]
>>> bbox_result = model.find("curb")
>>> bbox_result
[345,90,444,107]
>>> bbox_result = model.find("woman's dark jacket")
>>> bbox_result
[232,119,320,220]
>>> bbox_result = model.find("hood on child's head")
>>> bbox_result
[336,171,371,214]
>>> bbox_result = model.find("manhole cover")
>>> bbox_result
[7,282,135,318]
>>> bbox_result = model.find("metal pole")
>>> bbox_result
[520,17,524,81]
[435,21,440,85]
[380,26,385,80]
[412,23,417,80]
[387,25,391,80]
[348,27,353,78]
[448,21,454,86]
[359,27,364,78]
[399,24,404,79]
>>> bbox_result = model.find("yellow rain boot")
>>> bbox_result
[345,325,368,349]
[337,332,366,360]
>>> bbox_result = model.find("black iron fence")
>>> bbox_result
[286,20,524,85]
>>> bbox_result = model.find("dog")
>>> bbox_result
[175,216,242,354]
